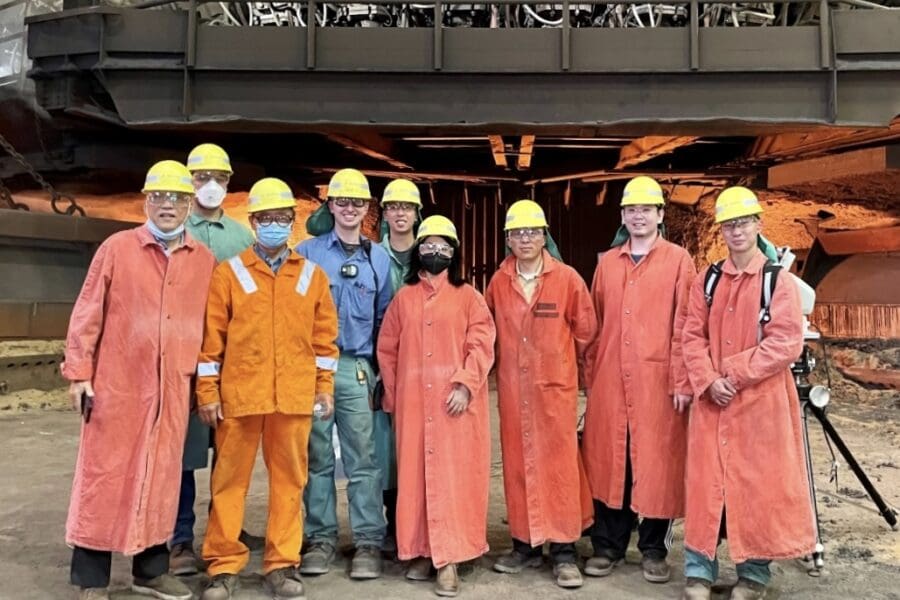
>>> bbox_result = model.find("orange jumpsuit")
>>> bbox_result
[582,238,695,518]
[197,246,339,576]
[63,226,215,554]
[485,251,597,545]
[377,271,496,568]
[681,251,816,561]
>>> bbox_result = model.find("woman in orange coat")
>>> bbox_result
[377,215,496,598]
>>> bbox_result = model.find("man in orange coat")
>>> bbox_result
[63,161,215,600]
[485,200,596,589]
[680,187,815,600]
[196,178,339,600]
[582,176,695,584]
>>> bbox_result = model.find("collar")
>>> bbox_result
[616,234,662,258]
[722,249,768,276]
[500,248,558,277]
[188,211,224,227]
[421,269,449,294]
[138,223,195,252]
[325,228,368,248]
[516,256,544,282]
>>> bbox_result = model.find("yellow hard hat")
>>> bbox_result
[416,215,459,245]
[621,176,665,206]
[714,186,763,223]
[186,143,233,174]
[504,199,548,231]
[142,160,195,195]
[381,178,422,207]
[247,178,296,214]
[327,168,371,200]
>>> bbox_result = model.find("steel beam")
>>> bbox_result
[767,144,900,187]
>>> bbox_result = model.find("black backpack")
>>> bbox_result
[703,260,781,339]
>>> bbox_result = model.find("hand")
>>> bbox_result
[673,393,693,414]
[708,378,737,407]
[68,380,94,412]
[446,384,471,416]
[199,402,224,428]
[315,392,334,419]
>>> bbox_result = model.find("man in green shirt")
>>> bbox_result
[375,178,421,556]
[171,143,255,576]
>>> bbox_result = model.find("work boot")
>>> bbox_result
[406,557,434,581]
[132,573,192,600]
[239,529,265,552]
[201,574,239,600]
[435,564,460,597]
[78,588,110,600]
[264,567,306,599]
[682,577,712,600]
[553,562,584,588]
[584,555,622,577]
[350,545,383,579]
[730,578,767,600]
[169,542,200,576]
[492,550,542,574]
[642,556,672,583]
[299,542,335,575]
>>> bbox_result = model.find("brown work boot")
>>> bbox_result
[730,578,767,600]
[406,557,434,581]
[78,589,110,600]
[553,562,584,588]
[493,549,543,574]
[642,556,672,583]
[264,567,306,599]
[350,545,383,579]
[132,573,192,599]
[435,563,460,597]
[169,542,200,576]
[201,573,239,600]
[584,555,622,577]
[682,577,712,600]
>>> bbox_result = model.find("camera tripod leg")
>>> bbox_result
[801,401,825,575]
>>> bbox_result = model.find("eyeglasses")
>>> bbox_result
[383,202,417,213]
[507,228,544,240]
[419,242,454,258]
[147,192,192,206]
[192,171,230,186]
[721,217,758,232]
[623,206,658,217]
[332,197,369,208]
[253,213,294,226]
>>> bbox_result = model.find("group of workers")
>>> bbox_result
[62,143,816,600]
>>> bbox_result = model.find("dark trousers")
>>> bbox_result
[590,438,671,560]
[70,544,168,589]
[384,488,398,539]
[513,538,577,565]
[173,469,196,546]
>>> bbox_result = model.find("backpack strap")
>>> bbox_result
[759,262,782,326]
[703,260,725,307]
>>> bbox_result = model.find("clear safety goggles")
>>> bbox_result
[419,242,454,258]
[332,197,369,208]
[384,202,417,213]
[507,228,544,241]
[721,216,759,232]
[192,170,230,185]
[146,191,192,207]
[253,212,295,226]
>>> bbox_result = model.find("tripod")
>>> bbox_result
[794,344,899,574]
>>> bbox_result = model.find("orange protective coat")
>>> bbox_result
[681,251,816,561]
[581,238,695,518]
[63,227,215,554]
[485,251,597,545]
[377,272,496,568]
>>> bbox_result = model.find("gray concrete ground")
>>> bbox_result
[1,393,898,600]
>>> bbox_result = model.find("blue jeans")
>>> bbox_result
[684,548,771,586]
[303,356,385,548]
[172,469,196,546]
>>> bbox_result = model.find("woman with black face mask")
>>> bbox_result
[377,216,496,598]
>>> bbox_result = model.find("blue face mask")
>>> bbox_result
[146,220,184,242]
[256,222,292,249]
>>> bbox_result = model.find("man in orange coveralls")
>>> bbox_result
[196,177,339,600]
[581,176,696,584]
[63,160,215,600]
[680,187,815,600]
[486,199,596,589]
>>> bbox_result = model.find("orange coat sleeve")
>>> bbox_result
[62,241,113,381]
[681,269,720,400]
[582,260,604,387]
[376,295,402,414]
[449,290,497,396]
[311,266,339,395]
[668,251,697,396]
[565,270,598,389]
[721,272,804,392]
[196,264,231,408]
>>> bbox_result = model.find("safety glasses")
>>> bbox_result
[332,197,369,208]
[146,192,192,207]
[507,228,544,241]
[419,242,454,258]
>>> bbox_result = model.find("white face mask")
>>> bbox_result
[195,180,227,209]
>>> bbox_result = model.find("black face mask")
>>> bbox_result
[420,254,452,275]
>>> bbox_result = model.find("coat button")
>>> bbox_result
[522,336,527,342]
[428,448,434,454]
[722,439,727,446]
[426,352,433,357]
[624,340,630,346]
[728,307,734,312]
[629,280,634,285]
[427,417,433,423]
[524,432,529,437]
[521,367,528,373]
[426,320,432,326]
[426,384,432,389]
[624,309,631,315]
[726,340,732,346]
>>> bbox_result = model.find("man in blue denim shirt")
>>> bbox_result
[297,168,392,580]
